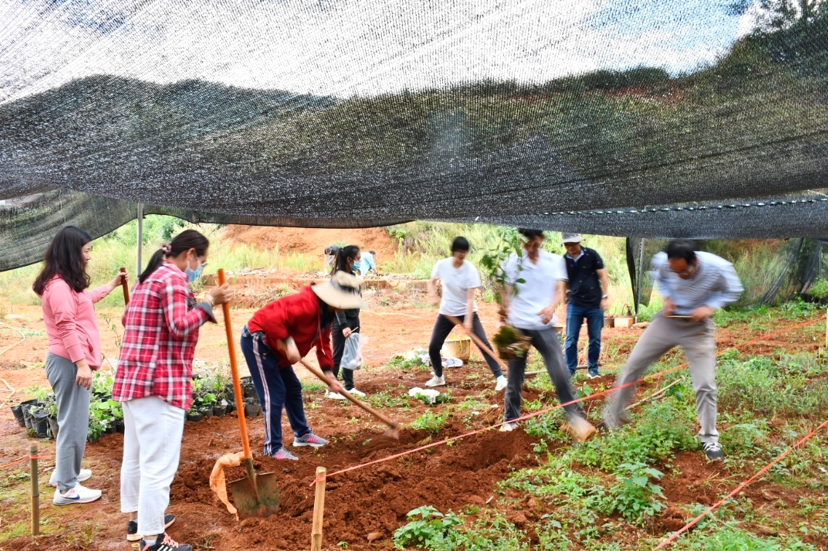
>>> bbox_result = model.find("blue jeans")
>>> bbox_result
[240,330,310,455]
[565,304,604,375]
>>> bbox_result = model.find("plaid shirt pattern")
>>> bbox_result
[113,261,211,410]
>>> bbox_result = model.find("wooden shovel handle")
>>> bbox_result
[119,267,130,305]
[444,315,509,373]
[298,359,398,429]
[218,269,252,459]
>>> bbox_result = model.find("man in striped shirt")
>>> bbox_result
[603,240,743,460]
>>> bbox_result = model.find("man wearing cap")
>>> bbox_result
[561,233,609,379]
[240,271,367,460]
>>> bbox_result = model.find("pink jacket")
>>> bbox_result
[40,277,110,369]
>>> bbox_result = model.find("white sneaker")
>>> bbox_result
[53,483,102,505]
[425,375,446,388]
[499,422,519,432]
[495,376,508,392]
[348,388,366,397]
[49,468,92,488]
[326,391,346,400]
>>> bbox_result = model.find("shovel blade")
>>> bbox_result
[228,472,280,519]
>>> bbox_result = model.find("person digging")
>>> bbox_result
[602,239,743,460]
[240,271,367,460]
[499,229,596,442]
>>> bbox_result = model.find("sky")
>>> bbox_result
[0,0,758,103]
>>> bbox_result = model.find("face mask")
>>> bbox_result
[185,257,203,283]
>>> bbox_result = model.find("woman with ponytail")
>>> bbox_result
[34,226,126,506]
[328,245,365,398]
[113,229,231,551]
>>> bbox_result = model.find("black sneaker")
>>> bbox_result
[127,514,176,542]
[138,533,190,551]
[703,442,724,460]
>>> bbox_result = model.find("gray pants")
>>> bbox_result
[45,353,91,492]
[504,326,583,423]
[604,313,719,444]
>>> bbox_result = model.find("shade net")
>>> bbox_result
[3,1,828,271]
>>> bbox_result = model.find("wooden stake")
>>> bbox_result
[825,307,827,349]
[30,444,39,536]
[120,267,130,305]
[310,467,327,551]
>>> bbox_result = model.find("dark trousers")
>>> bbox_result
[504,326,583,423]
[564,304,604,375]
[428,313,502,378]
[240,331,310,455]
[332,316,359,390]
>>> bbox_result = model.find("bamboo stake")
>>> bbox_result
[310,467,327,551]
[30,444,39,536]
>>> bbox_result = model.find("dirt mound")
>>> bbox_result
[162,414,537,550]
[222,225,398,257]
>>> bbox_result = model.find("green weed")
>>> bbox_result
[393,506,462,550]
[601,462,666,524]
[411,410,448,434]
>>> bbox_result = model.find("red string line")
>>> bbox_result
[310,315,823,485]
[650,417,828,550]
[0,454,53,470]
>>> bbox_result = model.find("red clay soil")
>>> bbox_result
[222,226,398,258]
[3,292,826,550]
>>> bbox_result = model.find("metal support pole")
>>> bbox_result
[136,203,144,278]
[635,238,645,323]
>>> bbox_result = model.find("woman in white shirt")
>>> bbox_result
[500,229,596,442]
[426,237,507,390]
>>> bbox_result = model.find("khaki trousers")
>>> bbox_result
[604,313,719,444]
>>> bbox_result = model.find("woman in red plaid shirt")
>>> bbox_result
[113,230,231,551]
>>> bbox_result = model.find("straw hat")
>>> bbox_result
[311,271,367,310]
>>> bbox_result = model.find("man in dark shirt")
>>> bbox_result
[562,233,609,378]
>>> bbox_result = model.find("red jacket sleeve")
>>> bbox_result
[316,323,333,371]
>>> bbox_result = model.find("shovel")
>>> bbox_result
[298,359,400,451]
[217,269,280,519]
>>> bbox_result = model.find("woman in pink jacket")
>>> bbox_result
[33,227,125,506]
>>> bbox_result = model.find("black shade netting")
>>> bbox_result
[3,1,828,271]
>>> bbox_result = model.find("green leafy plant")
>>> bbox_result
[602,462,666,523]
[411,410,448,434]
[393,506,462,550]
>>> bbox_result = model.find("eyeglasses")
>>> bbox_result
[670,264,695,277]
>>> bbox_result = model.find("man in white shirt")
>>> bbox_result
[425,237,507,390]
[500,229,596,442]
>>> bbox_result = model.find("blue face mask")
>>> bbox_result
[185,258,203,283]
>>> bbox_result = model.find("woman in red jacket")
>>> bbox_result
[241,271,366,460]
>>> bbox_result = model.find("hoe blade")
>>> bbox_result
[228,472,280,519]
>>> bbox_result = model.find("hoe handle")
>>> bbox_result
[445,315,508,372]
[299,359,398,429]
[119,267,130,305]
[218,269,253,460]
